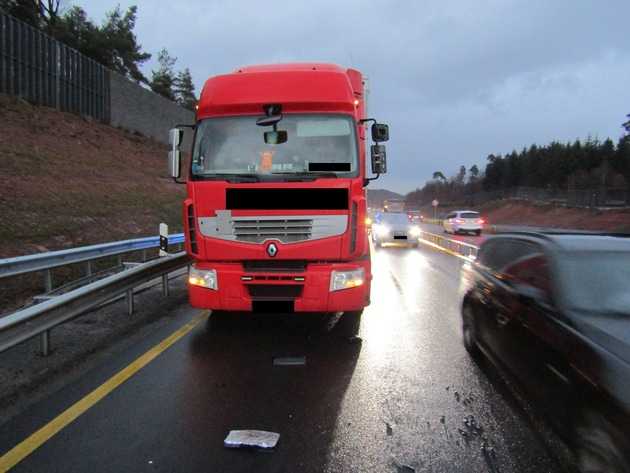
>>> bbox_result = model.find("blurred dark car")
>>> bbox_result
[459,232,630,473]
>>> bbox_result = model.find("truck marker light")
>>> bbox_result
[241,276,253,281]
[294,276,305,282]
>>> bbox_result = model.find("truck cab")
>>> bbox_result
[168,63,389,322]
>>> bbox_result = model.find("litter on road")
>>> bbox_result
[224,430,280,449]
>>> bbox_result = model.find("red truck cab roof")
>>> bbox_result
[197,63,364,118]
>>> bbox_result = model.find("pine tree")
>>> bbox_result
[150,48,177,101]
[174,68,197,111]
[0,0,41,28]
[101,6,152,83]
[455,165,466,185]
[469,165,479,181]
[432,171,446,181]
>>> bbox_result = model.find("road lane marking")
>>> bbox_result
[419,238,470,261]
[417,237,472,262]
[389,271,403,294]
[0,310,209,472]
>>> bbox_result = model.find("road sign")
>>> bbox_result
[432,199,439,207]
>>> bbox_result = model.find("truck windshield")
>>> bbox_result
[191,114,358,179]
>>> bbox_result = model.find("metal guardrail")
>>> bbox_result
[419,231,479,259]
[0,252,190,356]
[0,234,185,279]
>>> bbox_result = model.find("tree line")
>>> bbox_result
[407,117,630,206]
[0,0,197,110]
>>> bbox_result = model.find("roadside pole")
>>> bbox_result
[159,223,169,296]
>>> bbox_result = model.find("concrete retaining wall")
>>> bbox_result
[109,73,195,149]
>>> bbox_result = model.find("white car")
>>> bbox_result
[372,212,421,247]
[443,210,484,235]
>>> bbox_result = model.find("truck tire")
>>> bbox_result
[337,310,363,338]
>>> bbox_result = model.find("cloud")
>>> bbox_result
[83,0,630,192]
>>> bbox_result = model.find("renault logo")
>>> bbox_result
[266,242,278,257]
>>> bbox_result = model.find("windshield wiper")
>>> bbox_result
[270,172,338,181]
[198,173,261,183]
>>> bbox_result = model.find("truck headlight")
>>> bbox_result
[330,268,365,292]
[188,266,218,290]
[409,225,421,237]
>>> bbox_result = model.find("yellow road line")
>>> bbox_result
[417,238,472,262]
[0,311,209,472]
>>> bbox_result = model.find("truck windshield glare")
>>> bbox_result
[191,114,358,178]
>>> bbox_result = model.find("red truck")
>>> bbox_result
[168,63,389,333]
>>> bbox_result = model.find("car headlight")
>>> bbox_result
[188,266,218,290]
[374,224,390,237]
[409,225,421,236]
[330,268,365,292]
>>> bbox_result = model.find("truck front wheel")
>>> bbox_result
[336,310,363,338]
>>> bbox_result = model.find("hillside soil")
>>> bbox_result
[0,94,186,258]
[0,95,187,313]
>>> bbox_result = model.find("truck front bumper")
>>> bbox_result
[188,261,371,313]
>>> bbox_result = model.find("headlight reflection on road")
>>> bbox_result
[402,251,430,308]
[363,250,432,362]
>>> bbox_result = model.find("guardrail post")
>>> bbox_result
[126,289,134,315]
[116,255,122,267]
[40,330,50,356]
[162,273,169,296]
[141,249,147,262]
[86,260,92,277]
[43,269,52,293]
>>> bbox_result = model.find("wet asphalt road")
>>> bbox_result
[0,244,572,473]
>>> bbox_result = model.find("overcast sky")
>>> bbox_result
[82,0,630,193]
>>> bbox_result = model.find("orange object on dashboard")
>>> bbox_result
[260,151,273,171]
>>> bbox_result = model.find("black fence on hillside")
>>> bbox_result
[0,12,110,121]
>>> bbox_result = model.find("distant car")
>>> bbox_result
[407,211,423,224]
[372,212,421,248]
[460,232,630,472]
[443,210,484,235]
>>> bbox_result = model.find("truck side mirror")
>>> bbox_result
[168,128,183,179]
[371,123,389,142]
[371,144,387,174]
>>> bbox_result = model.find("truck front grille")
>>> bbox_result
[232,218,313,243]
[198,213,348,244]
